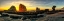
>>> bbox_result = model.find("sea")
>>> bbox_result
[0,12,64,21]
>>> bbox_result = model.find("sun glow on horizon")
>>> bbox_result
[0,1,46,11]
[0,0,63,11]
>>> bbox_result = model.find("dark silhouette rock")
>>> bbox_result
[52,6,56,11]
[19,4,27,12]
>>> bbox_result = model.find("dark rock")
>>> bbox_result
[62,17,64,18]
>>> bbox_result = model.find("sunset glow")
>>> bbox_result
[0,0,64,11]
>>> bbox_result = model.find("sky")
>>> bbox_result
[0,0,64,11]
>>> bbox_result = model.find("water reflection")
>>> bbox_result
[0,14,45,21]
[0,16,11,21]
[0,17,38,21]
[0,16,34,21]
